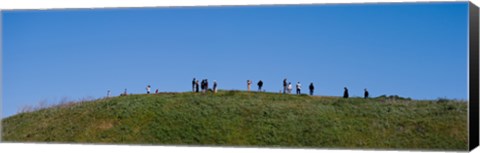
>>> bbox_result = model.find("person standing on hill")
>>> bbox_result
[213,80,218,93]
[343,87,349,98]
[201,79,205,93]
[257,80,263,91]
[146,85,151,94]
[309,82,314,96]
[364,88,369,99]
[192,78,196,92]
[155,89,159,94]
[205,79,209,92]
[247,80,252,91]
[107,90,111,98]
[283,78,287,94]
[296,82,302,95]
[195,80,200,93]
[287,82,293,94]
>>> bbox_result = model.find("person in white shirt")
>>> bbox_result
[296,82,301,95]
[146,85,151,94]
[287,82,293,94]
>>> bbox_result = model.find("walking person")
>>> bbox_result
[296,82,301,95]
[247,80,252,91]
[309,82,314,96]
[213,80,218,93]
[146,85,151,94]
[192,78,196,92]
[283,78,287,94]
[257,80,263,91]
[364,88,369,99]
[107,90,111,98]
[155,89,159,94]
[287,82,293,94]
[343,87,349,98]
[195,80,200,93]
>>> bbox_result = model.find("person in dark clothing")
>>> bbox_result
[364,88,369,99]
[213,80,218,93]
[200,80,205,92]
[205,79,209,92]
[257,80,264,91]
[283,78,287,94]
[343,87,349,98]
[195,80,200,93]
[309,82,314,96]
[192,78,196,92]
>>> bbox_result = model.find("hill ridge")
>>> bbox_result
[1,90,468,150]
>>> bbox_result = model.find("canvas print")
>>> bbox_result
[1,2,472,151]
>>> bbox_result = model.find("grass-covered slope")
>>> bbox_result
[1,90,468,150]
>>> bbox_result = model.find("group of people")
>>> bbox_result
[189,77,371,98]
[145,85,159,94]
[114,77,370,99]
[343,87,370,99]
[282,79,313,95]
[192,78,218,93]
[121,85,159,96]
[249,78,370,98]
[247,80,265,92]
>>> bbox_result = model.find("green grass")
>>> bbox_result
[1,90,468,150]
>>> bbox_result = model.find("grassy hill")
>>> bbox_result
[1,90,468,150]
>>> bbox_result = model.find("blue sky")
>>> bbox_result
[2,2,469,118]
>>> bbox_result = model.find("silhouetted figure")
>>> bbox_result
[364,88,369,99]
[192,78,196,92]
[195,80,200,93]
[309,82,314,96]
[213,80,218,93]
[205,79,209,92]
[201,80,205,93]
[257,80,263,91]
[296,82,301,95]
[343,87,349,98]
[287,82,292,94]
[146,85,151,94]
[107,90,111,97]
[247,80,252,91]
[155,89,159,94]
[283,79,288,94]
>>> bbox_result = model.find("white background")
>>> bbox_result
[0,0,478,153]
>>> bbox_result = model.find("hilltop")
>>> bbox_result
[1,90,468,150]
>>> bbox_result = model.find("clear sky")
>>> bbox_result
[2,2,469,118]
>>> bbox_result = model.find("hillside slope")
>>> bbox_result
[1,91,468,150]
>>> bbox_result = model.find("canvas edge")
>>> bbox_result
[469,1,479,151]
